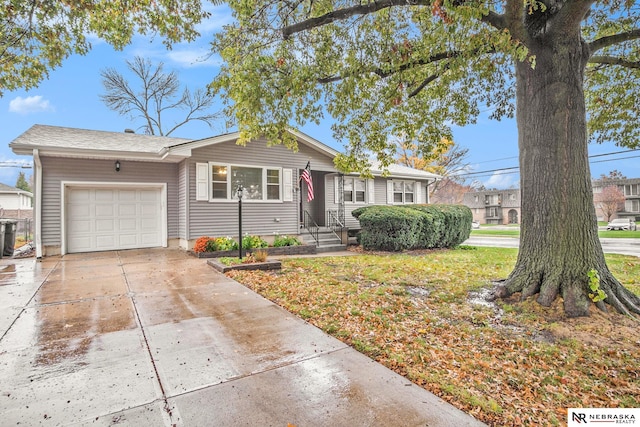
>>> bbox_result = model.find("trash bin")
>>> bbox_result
[0,220,17,258]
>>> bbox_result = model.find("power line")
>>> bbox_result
[455,149,640,178]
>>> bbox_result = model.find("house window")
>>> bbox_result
[212,166,228,199]
[210,164,281,201]
[485,194,500,205]
[266,169,280,200]
[393,181,415,204]
[627,200,640,212]
[487,207,499,217]
[344,178,367,203]
[624,184,639,196]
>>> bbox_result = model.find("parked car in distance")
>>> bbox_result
[471,220,480,229]
[606,218,637,231]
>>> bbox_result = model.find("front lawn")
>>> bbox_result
[227,247,640,427]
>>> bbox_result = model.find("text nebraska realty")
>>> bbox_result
[572,412,636,424]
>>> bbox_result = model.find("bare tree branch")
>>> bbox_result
[589,28,640,54]
[100,56,221,136]
[588,55,640,69]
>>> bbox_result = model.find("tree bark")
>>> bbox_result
[492,28,640,317]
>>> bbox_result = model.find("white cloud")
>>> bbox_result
[9,96,55,115]
[483,172,518,189]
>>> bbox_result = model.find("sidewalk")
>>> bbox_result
[0,249,486,426]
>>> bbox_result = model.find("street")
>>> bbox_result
[464,236,640,257]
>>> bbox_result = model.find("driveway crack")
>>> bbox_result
[117,251,181,427]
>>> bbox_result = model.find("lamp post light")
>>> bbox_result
[236,184,244,260]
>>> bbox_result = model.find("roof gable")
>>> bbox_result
[167,129,339,159]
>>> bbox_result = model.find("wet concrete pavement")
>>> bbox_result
[0,249,485,426]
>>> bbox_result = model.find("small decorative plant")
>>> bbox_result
[193,236,239,252]
[242,235,268,250]
[253,249,268,262]
[273,235,301,247]
[587,269,607,303]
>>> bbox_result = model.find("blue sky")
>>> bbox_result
[2,5,639,190]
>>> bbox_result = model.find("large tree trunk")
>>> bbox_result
[492,29,640,317]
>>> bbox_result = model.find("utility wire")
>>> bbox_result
[454,149,640,178]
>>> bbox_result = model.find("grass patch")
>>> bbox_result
[227,247,640,427]
[598,230,640,238]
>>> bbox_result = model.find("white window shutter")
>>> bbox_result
[415,181,422,204]
[283,169,293,201]
[387,181,394,204]
[196,163,209,201]
[334,176,340,204]
[367,179,375,204]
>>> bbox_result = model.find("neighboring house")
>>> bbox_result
[10,125,440,257]
[592,178,640,221]
[0,183,33,219]
[462,189,521,225]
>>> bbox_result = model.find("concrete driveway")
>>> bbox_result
[0,249,485,426]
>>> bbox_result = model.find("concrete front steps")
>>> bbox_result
[300,227,347,253]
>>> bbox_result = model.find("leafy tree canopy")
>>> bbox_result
[0,0,209,96]
[212,0,639,171]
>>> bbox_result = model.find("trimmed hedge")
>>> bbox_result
[354,206,423,251]
[352,204,472,251]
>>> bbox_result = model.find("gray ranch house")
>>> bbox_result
[10,125,440,257]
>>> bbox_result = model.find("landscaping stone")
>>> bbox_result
[207,258,282,273]
[190,244,316,259]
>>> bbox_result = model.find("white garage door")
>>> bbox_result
[66,187,164,253]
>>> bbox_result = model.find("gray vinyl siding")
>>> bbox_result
[178,160,188,239]
[187,137,335,238]
[326,176,432,229]
[324,175,382,229]
[40,156,179,247]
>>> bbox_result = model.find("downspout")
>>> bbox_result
[33,149,43,259]
[425,178,440,204]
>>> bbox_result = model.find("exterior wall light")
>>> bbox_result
[115,160,121,172]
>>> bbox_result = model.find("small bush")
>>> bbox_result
[273,235,302,247]
[193,236,211,253]
[242,235,268,250]
[352,204,472,251]
[356,206,422,251]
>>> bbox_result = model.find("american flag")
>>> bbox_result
[301,161,314,202]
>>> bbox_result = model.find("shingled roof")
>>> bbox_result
[9,125,191,157]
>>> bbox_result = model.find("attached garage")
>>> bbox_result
[64,183,167,254]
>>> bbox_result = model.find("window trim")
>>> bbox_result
[343,177,368,205]
[389,180,418,205]
[208,162,284,203]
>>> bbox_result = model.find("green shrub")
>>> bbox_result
[242,234,268,250]
[428,204,472,247]
[352,204,472,250]
[400,205,446,249]
[273,235,302,247]
[356,206,422,251]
